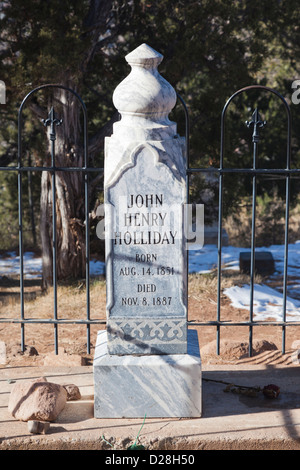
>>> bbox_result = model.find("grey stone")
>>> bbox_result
[239,251,275,275]
[28,420,50,434]
[93,329,201,418]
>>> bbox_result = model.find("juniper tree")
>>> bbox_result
[0,0,299,285]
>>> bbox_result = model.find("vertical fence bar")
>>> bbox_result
[17,108,25,352]
[85,170,90,354]
[216,175,223,355]
[249,166,256,356]
[51,132,58,354]
[82,100,90,354]
[245,109,267,357]
[43,106,62,355]
[282,176,290,353]
[217,107,226,356]
[282,102,292,354]
[43,106,63,355]
[177,94,190,331]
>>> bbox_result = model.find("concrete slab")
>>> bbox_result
[0,363,299,450]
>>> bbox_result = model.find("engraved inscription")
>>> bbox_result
[111,190,181,315]
[106,145,187,355]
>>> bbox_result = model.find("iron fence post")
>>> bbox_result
[43,106,62,354]
[245,108,267,356]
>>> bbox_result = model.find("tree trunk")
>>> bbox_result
[40,87,86,289]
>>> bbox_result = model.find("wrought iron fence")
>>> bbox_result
[0,84,299,357]
[186,85,300,356]
[0,84,103,355]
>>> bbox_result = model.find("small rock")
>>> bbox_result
[27,346,39,356]
[8,377,67,422]
[28,420,50,434]
[62,384,81,401]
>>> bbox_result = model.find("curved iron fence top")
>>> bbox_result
[220,85,292,169]
[17,83,88,167]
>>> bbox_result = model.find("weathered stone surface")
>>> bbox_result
[28,420,50,434]
[8,377,67,422]
[94,330,202,418]
[62,384,81,401]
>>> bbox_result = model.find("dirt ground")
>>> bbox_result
[0,269,299,368]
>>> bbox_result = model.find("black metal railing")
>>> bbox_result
[3,84,105,355]
[0,84,298,357]
[186,85,299,356]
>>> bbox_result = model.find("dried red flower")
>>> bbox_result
[263,384,280,399]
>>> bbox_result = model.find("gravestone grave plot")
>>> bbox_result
[239,251,275,276]
[93,44,202,418]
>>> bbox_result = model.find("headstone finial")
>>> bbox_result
[125,43,163,68]
[112,43,177,140]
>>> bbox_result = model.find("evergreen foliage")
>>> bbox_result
[0,0,299,256]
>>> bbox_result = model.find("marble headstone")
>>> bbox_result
[104,43,187,355]
[94,44,201,418]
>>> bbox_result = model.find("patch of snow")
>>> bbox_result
[89,259,105,276]
[223,283,300,322]
[188,241,300,321]
[0,251,42,279]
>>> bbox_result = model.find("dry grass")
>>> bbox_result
[0,278,107,362]
[1,272,299,366]
[0,270,260,323]
[188,269,264,301]
[0,278,107,321]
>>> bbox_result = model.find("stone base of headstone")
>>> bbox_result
[239,251,275,275]
[93,329,202,418]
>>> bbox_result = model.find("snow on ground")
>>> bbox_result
[189,242,300,322]
[0,252,106,279]
[0,241,300,321]
[188,242,300,277]
[0,251,43,279]
[223,283,300,322]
